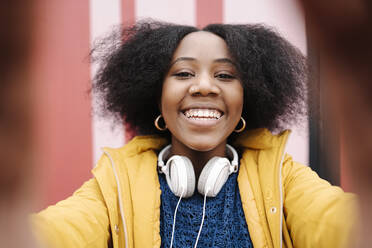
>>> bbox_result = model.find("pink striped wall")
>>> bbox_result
[122,0,137,142]
[196,0,223,27]
[32,0,309,207]
[32,0,92,208]
[122,0,135,24]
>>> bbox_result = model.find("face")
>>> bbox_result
[161,31,244,155]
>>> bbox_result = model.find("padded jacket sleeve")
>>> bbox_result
[282,155,359,248]
[31,178,111,248]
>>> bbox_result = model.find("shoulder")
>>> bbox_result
[92,135,168,189]
[94,135,168,170]
[101,135,168,159]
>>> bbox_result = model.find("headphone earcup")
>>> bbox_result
[165,155,195,198]
[198,157,231,197]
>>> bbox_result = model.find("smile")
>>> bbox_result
[183,108,223,120]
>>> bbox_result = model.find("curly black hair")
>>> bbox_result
[92,20,307,137]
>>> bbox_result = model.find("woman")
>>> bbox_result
[32,21,357,248]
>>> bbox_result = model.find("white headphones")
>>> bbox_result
[157,144,239,198]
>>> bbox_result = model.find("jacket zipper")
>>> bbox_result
[103,150,129,248]
[278,132,291,248]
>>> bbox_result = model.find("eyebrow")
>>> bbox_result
[170,57,195,67]
[170,57,237,67]
[214,58,237,67]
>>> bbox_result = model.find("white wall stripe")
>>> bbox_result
[90,0,125,165]
[224,0,307,54]
[136,0,195,25]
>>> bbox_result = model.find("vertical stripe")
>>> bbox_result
[32,0,92,207]
[90,0,124,164]
[196,0,223,27]
[136,0,195,25]
[122,0,136,142]
[122,0,135,24]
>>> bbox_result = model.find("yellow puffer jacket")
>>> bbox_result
[32,129,358,248]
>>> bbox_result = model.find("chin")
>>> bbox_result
[171,130,229,154]
[188,143,216,152]
[184,136,224,152]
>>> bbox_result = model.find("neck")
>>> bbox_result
[170,137,227,179]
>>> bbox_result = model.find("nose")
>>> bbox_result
[189,73,220,96]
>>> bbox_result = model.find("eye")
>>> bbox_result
[215,73,236,80]
[173,71,194,79]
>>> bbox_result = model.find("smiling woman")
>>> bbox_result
[32,21,357,248]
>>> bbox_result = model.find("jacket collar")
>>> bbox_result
[117,135,168,157]
[121,128,289,154]
[233,128,290,150]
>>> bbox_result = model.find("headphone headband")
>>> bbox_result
[158,144,238,172]
[157,144,171,169]
[226,144,238,172]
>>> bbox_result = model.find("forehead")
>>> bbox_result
[172,31,232,60]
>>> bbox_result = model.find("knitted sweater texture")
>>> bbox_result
[159,170,253,248]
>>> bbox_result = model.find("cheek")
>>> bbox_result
[160,80,182,117]
[228,84,244,114]
[236,89,244,108]
[160,80,172,110]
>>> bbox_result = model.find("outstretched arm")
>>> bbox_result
[282,155,358,247]
[31,178,111,248]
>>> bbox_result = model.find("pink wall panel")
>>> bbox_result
[122,0,135,24]
[196,0,223,27]
[31,0,92,208]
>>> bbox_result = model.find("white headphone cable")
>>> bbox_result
[170,188,184,248]
[194,188,209,248]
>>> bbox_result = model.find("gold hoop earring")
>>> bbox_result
[154,115,167,131]
[234,117,246,133]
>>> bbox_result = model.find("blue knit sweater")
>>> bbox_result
[159,170,253,248]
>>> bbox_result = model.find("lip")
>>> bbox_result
[181,103,224,115]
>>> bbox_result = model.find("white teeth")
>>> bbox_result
[183,109,222,119]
